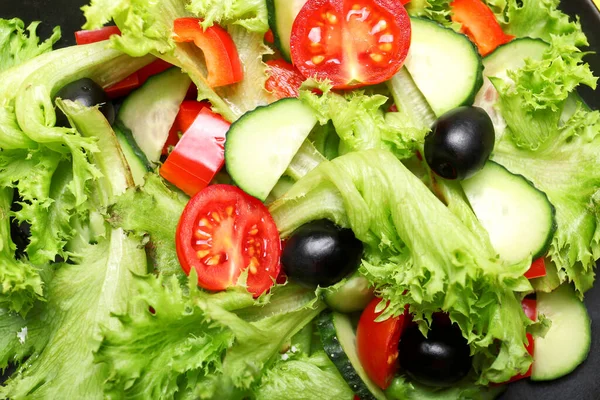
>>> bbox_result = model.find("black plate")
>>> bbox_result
[1,1,599,399]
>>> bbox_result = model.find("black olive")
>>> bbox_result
[399,319,472,387]
[281,219,363,287]
[424,106,495,180]
[54,78,115,127]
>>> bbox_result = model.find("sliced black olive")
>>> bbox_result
[399,319,472,387]
[281,219,363,287]
[54,78,115,127]
[424,106,495,180]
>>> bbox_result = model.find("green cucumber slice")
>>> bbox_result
[461,161,556,264]
[266,0,308,61]
[531,285,591,381]
[225,98,317,200]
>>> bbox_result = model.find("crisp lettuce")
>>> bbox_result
[493,105,600,294]
[0,18,60,73]
[406,0,455,28]
[186,0,269,33]
[386,375,505,400]
[254,351,354,400]
[300,87,427,160]
[109,174,188,277]
[270,149,534,384]
[95,275,325,398]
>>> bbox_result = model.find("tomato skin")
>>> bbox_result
[176,185,281,296]
[173,18,243,87]
[356,298,407,389]
[265,60,305,99]
[74,26,121,44]
[524,258,546,279]
[160,108,230,196]
[450,0,514,56]
[290,0,411,89]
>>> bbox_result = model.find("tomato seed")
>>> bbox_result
[194,229,210,239]
[312,55,325,65]
[197,250,210,258]
[325,12,337,24]
[199,218,212,228]
[211,212,221,222]
[370,53,384,63]
[226,206,234,216]
[248,247,255,256]
[206,255,221,265]
[379,43,392,52]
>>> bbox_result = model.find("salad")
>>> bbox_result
[0,0,598,398]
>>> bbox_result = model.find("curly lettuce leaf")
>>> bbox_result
[0,18,60,73]
[109,173,188,276]
[0,229,147,399]
[254,351,353,400]
[0,188,43,315]
[493,105,600,294]
[270,149,533,384]
[300,88,427,160]
[186,0,269,33]
[385,375,505,400]
[406,0,455,28]
[95,274,324,398]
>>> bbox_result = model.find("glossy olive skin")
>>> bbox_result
[281,219,363,287]
[54,78,115,127]
[424,106,495,180]
[399,320,472,387]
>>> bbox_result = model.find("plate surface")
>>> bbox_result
[0,1,599,399]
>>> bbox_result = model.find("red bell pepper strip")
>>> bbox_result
[74,26,121,44]
[508,298,537,382]
[137,59,173,85]
[450,0,514,56]
[160,108,230,196]
[265,59,305,99]
[173,18,243,87]
[162,101,210,155]
[105,73,140,99]
[525,258,547,279]
[264,29,275,44]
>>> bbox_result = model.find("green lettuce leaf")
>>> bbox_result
[109,173,188,277]
[493,104,600,294]
[490,33,597,150]
[95,274,324,398]
[186,0,269,33]
[254,351,353,400]
[0,229,147,399]
[0,188,43,315]
[406,0,456,28]
[300,88,427,160]
[0,18,60,73]
[269,149,533,384]
[386,375,505,400]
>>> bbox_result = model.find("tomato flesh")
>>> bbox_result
[356,298,407,389]
[290,0,411,89]
[265,59,306,99]
[176,185,281,296]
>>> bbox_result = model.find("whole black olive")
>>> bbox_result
[281,219,363,287]
[54,78,115,127]
[399,319,472,387]
[424,106,495,180]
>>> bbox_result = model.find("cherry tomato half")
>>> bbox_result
[176,185,281,296]
[265,59,306,99]
[290,0,411,89]
[356,298,408,389]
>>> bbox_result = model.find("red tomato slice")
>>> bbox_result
[450,0,514,56]
[524,257,546,279]
[290,0,411,89]
[265,59,306,99]
[176,185,281,296]
[74,26,121,45]
[173,18,244,87]
[160,107,229,196]
[356,298,408,389]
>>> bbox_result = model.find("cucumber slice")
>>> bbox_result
[266,0,308,61]
[317,310,386,400]
[461,161,556,264]
[225,98,317,201]
[531,285,591,381]
[117,67,191,164]
[404,18,483,117]
[482,38,549,81]
[323,274,374,313]
[386,67,437,129]
[113,122,152,186]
